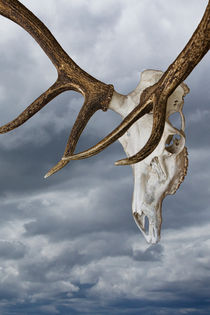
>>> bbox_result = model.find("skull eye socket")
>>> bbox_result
[165,134,181,154]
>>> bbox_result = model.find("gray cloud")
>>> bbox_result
[0,240,27,259]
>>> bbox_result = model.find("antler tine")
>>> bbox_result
[45,86,113,178]
[115,93,167,165]
[0,81,66,134]
[64,0,210,165]
[0,0,114,175]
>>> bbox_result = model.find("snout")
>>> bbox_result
[133,205,162,244]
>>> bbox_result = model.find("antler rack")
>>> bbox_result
[0,0,209,177]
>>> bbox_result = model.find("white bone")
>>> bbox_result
[109,70,189,244]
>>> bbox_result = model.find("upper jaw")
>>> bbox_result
[133,203,161,244]
[132,162,163,244]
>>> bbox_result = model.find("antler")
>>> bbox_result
[0,1,209,176]
[63,0,210,165]
[0,0,114,177]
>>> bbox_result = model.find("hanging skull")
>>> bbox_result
[109,70,189,244]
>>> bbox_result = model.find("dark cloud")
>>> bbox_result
[0,240,27,259]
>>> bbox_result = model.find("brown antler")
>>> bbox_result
[63,0,210,165]
[0,0,114,177]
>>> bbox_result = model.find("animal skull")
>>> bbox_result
[109,70,189,244]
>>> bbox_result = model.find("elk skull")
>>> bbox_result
[109,70,189,243]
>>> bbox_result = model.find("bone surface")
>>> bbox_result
[109,70,189,244]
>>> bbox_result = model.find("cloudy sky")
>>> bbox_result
[0,0,209,314]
